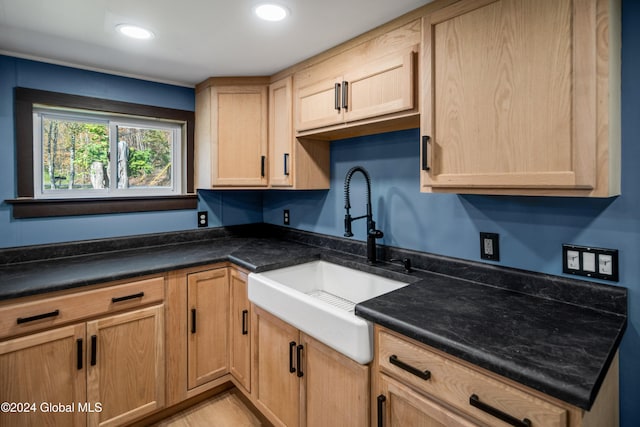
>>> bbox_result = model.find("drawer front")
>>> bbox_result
[0,276,165,339]
[378,329,568,427]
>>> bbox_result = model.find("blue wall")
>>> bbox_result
[263,2,640,424]
[0,56,263,247]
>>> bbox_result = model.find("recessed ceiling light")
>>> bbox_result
[254,4,288,22]
[116,24,154,40]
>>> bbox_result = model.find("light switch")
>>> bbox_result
[598,254,613,275]
[562,244,618,282]
[567,250,580,270]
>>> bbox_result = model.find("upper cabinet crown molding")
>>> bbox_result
[420,0,621,197]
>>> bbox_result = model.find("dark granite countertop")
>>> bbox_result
[0,237,323,300]
[0,224,626,412]
[355,273,625,410]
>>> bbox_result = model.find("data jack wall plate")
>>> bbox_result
[562,244,619,282]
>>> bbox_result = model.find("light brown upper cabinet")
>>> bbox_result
[269,77,294,187]
[195,76,329,189]
[293,20,421,139]
[195,78,269,188]
[268,77,330,189]
[420,0,621,197]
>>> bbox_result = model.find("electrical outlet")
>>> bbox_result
[283,209,290,225]
[480,232,500,261]
[197,211,208,228]
[562,244,618,281]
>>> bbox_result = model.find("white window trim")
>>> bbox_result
[32,106,185,199]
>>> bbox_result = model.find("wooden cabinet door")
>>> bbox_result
[252,307,300,427]
[343,47,416,124]
[302,333,369,427]
[378,374,478,427]
[269,77,294,187]
[86,304,164,427]
[421,0,609,195]
[0,324,86,427]
[187,268,229,389]
[230,268,251,392]
[212,85,268,187]
[295,75,344,132]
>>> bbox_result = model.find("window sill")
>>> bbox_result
[5,195,198,219]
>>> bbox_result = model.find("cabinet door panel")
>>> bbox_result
[295,76,344,132]
[230,269,251,391]
[344,48,416,123]
[187,268,229,389]
[302,334,369,427]
[421,0,598,192]
[379,374,478,427]
[213,86,268,186]
[269,77,294,187]
[0,324,86,427]
[252,307,300,427]
[87,305,164,427]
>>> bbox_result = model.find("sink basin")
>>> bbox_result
[248,260,408,364]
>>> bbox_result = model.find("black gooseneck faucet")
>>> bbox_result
[344,166,384,264]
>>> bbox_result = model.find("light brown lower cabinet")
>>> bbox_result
[187,268,229,389]
[378,374,477,427]
[252,306,300,426]
[0,304,165,427]
[229,268,251,392]
[86,305,165,427]
[0,323,87,427]
[251,306,369,427]
[374,326,619,427]
[303,331,369,427]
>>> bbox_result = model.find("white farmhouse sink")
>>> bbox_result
[248,260,408,364]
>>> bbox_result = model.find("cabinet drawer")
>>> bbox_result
[0,276,165,339]
[378,329,568,427]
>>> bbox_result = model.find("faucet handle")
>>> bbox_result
[344,215,354,237]
[390,257,412,273]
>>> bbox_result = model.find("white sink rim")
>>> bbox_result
[248,260,408,364]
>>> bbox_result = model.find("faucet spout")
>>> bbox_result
[343,166,383,263]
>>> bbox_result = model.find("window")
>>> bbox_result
[34,108,182,198]
[9,88,196,218]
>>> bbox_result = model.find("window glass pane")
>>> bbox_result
[41,116,109,192]
[116,126,173,189]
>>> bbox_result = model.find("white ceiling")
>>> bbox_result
[0,0,431,87]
